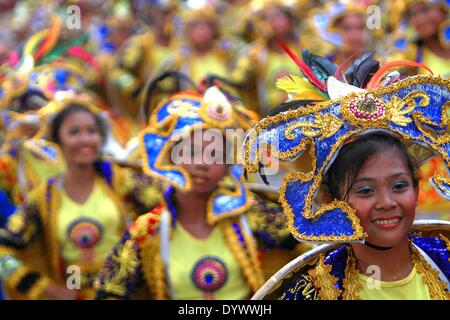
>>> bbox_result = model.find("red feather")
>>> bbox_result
[275,37,327,92]
[366,60,433,89]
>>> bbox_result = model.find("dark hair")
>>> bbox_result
[50,103,107,146]
[323,132,419,201]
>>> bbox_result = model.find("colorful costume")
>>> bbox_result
[389,0,449,77]
[0,96,161,300]
[155,6,234,85]
[94,73,297,299]
[230,0,303,116]
[242,48,450,299]
[308,1,382,64]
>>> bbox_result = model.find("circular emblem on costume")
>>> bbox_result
[67,218,103,249]
[191,256,228,293]
[206,102,232,122]
[350,94,385,120]
[343,93,387,127]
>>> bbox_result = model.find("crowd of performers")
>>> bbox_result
[0,0,448,300]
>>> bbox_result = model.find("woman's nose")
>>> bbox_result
[375,191,397,210]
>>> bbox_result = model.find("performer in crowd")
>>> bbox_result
[94,72,299,300]
[108,0,179,124]
[230,0,303,116]
[309,1,375,65]
[0,93,161,299]
[156,5,234,85]
[390,0,449,77]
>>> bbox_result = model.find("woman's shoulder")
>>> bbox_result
[411,234,450,277]
[254,243,349,300]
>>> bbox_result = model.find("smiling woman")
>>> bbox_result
[324,133,419,253]
[243,49,450,300]
[0,95,162,300]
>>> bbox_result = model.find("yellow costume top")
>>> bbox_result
[57,177,122,265]
[188,51,230,84]
[94,192,297,300]
[357,266,430,300]
[169,222,250,300]
[420,48,450,77]
[155,44,233,84]
[0,162,161,300]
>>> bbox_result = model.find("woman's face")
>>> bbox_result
[57,110,103,166]
[335,13,366,52]
[344,148,418,248]
[175,130,228,195]
[261,6,293,38]
[187,19,216,48]
[408,3,447,39]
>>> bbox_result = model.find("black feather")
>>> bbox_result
[301,49,339,82]
[344,52,380,88]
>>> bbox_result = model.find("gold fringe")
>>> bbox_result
[411,245,449,300]
[27,276,51,300]
[221,219,263,294]
[6,265,30,291]
[140,234,167,299]
[308,255,341,300]
[342,247,362,300]
[438,234,450,253]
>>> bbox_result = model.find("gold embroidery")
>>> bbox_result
[301,276,318,300]
[308,255,340,300]
[411,245,449,300]
[284,113,343,140]
[279,130,367,242]
[388,91,430,126]
[222,219,264,293]
[280,275,318,300]
[342,247,362,300]
[6,214,26,234]
[438,234,450,253]
[206,177,253,225]
[28,276,51,300]
[244,76,449,243]
[140,233,167,300]
[342,244,449,300]
[100,240,139,297]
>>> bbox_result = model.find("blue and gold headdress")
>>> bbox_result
[243,48,450,243]
[310,1,367,49]
[139,72,259,223]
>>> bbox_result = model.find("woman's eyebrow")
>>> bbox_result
[354,172,408,182]
[354,177,374,183]
[391,172,408,178]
